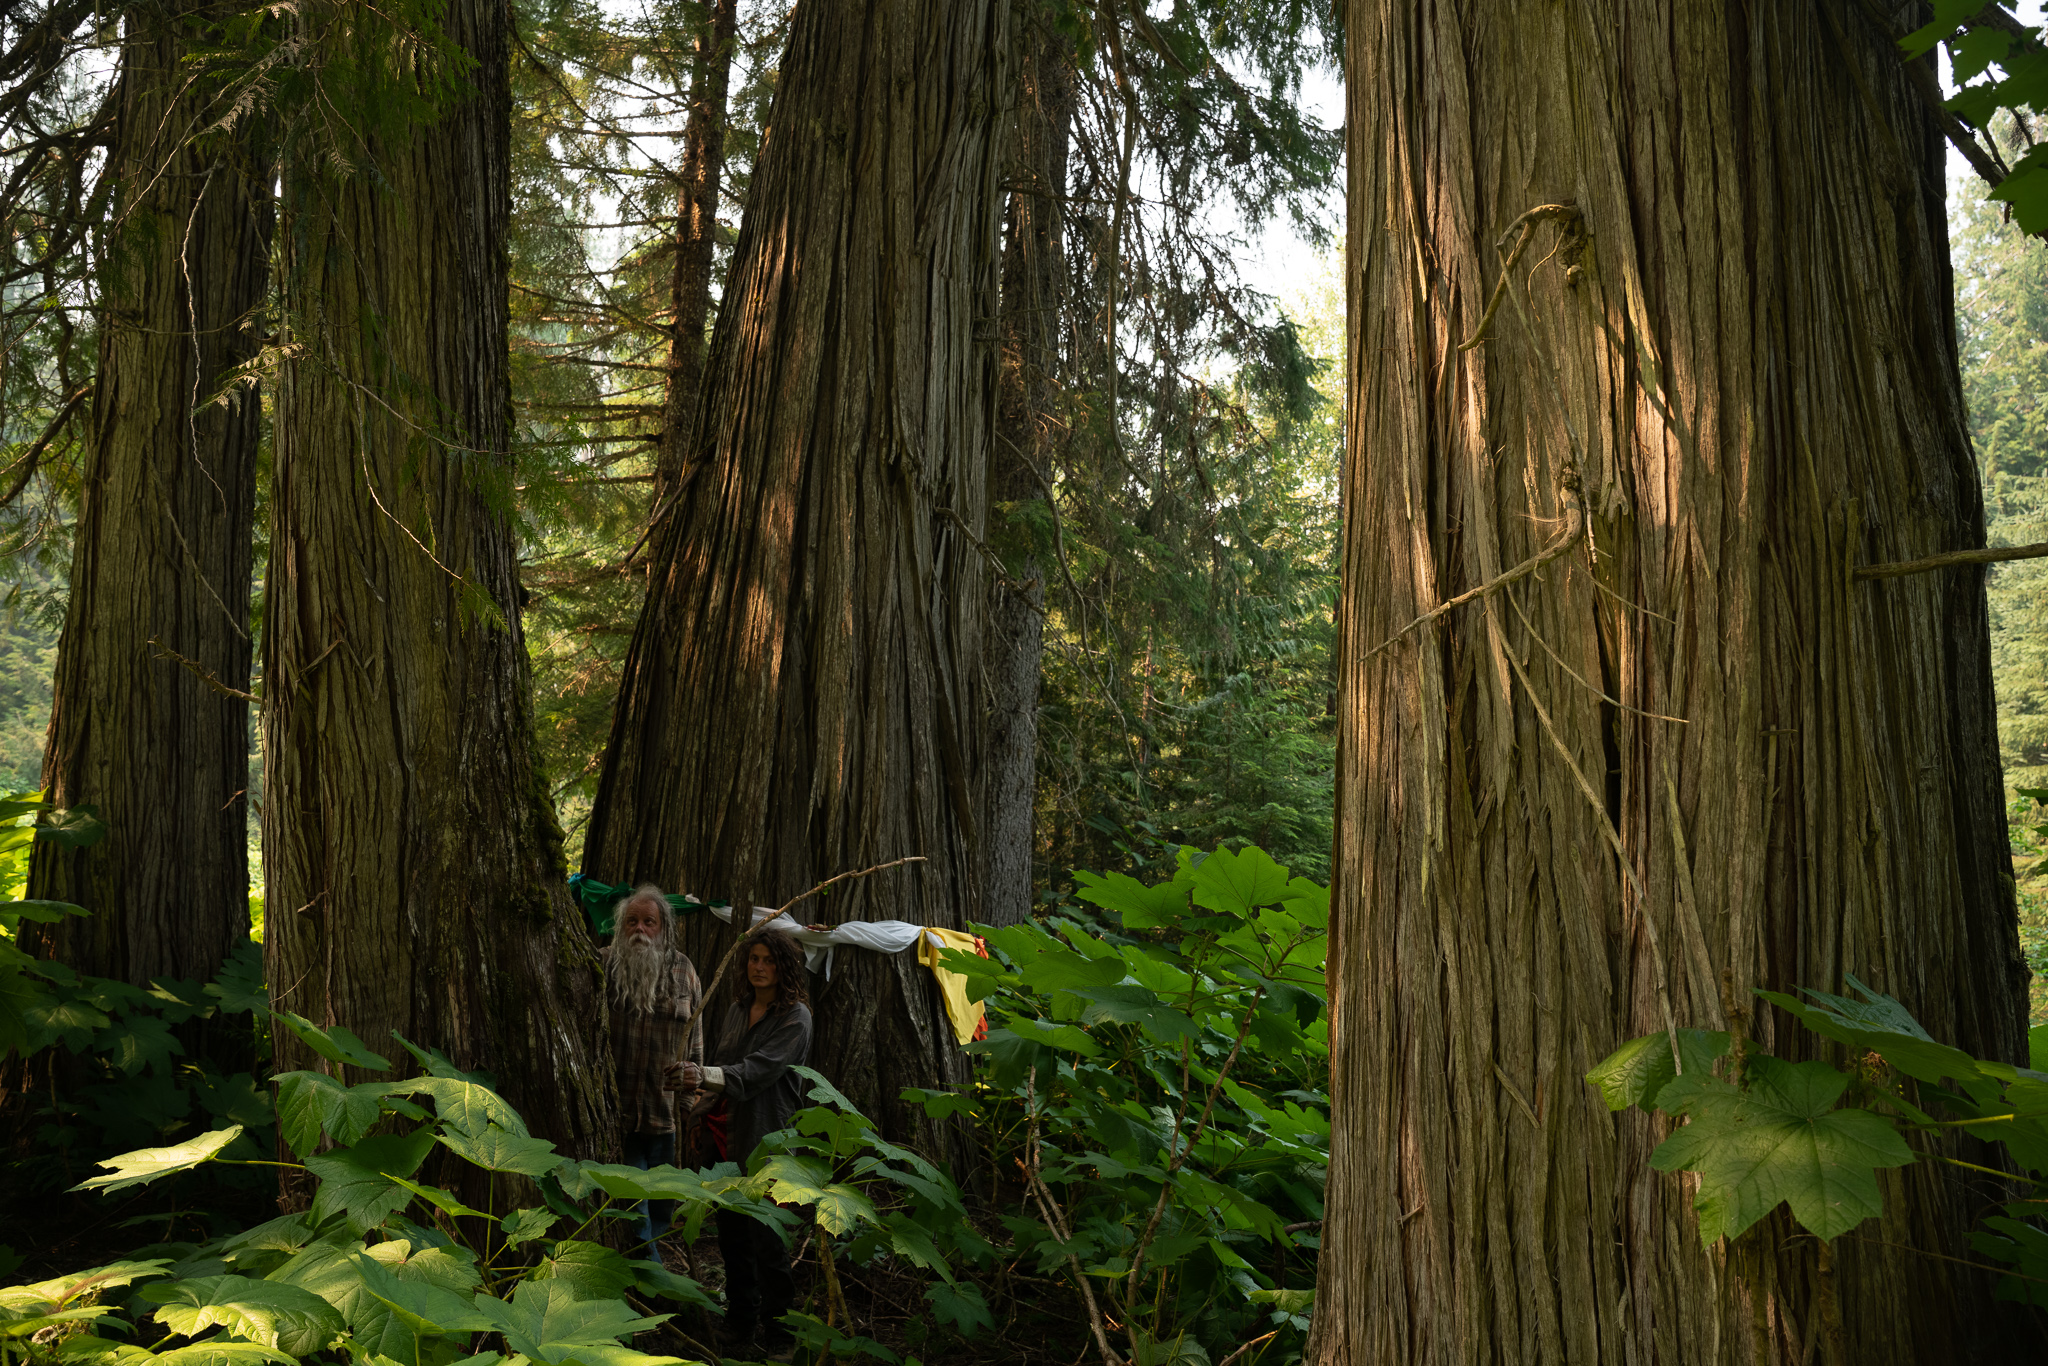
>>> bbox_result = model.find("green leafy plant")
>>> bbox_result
[1588,978,2048,1306]
[0,797,271,1180]
[938,844,1329,1366]
[741,1068,994,1364]
[6,1011,821,1366]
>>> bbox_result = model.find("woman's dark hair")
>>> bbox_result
[731,926,809,1008]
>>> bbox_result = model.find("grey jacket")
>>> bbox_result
[708,997,814,1167]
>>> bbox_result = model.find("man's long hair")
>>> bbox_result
[729,926,809,1009]
[609,885,676,1016]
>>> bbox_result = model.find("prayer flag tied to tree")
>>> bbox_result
[4,0,2048,1363]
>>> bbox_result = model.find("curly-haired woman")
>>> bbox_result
[677,925,812,1355]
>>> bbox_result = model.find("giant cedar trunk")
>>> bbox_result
[982,6,1073,928]
[263,0,611,1157]
[28,4,269,986]
[651,0,738,512]
[1315,3,2031,1363]
[583,0,1008,1159]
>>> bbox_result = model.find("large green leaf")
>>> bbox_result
[304,1129,439,1234]
[1004,1016,1100,1056]
[1584,1030,1729,1112]
[96,1343,293,1366]
[383,1173,491,1221]
[569,1161,752,1213]
[24,993,110,1051]
[1650,1058,1915,1245]
[141,1275,343,1355]
[437,1124,560,1176]
[218,1217,318,1276]
[268,1239,479,1365]
[37,806,106,849]
[499,1208,559,1250]
[0,1261,171,1313]
[273,1013,390,1072]
[205,941,267,1015]
[1899,0,1994,58]
[193,1070,274,1134]
[275,1072,390,1155]
[1072,870,1191,929]
[1755,983,1983,1089]
[753,1155,873,1235]
[99,1015,185,1076]
[1990,151,2048,239]
[924,1280,992,1336]
[527,1242,633,1301]
[0,899,86,924]
[73,1127,244,1193]
[348,1252,492,1336]
[393,1078,528,1139]
[472,1279,668,1366]
[1187,846,1290,917]
[625,1258,714,1312]
[0,1306,115,1339]
[0,954,56,1056]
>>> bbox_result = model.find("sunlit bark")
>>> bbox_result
[1315,2,2030,1360]
[263,0,612,1157]
[585,0,1008,1159]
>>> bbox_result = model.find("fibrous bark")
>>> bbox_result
[982,4,1073,927]
[1315,2,2030,1362]
[28,2,269,988]
[263,0,612,1157]
[584,0,1009,1160]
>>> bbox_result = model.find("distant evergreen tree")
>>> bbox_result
[1961,193,2048,788]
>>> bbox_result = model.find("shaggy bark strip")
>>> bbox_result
[263,0,612,1156]
[29,3,269,989]
[583,0,1008,1160]
[1315,3,2029,1362]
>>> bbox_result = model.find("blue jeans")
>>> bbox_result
[622,1129,677,1253]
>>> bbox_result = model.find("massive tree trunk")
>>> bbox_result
[27,2,268,987]
[981,5,1072,928]
[1314,3,2031,1363]
[583,0,1008,1159]
[263,0,612,1157]
[651,0,738,515]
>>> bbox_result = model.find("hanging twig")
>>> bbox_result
[1503,589,1687,723]
[1494,602,1683,1067]
[1457,203,1580,352]
[1358,504,1586,665]
[773,854,928,921]
[670,856,928,1048]
[146,638,260,704]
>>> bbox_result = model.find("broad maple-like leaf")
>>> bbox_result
[1651,1057,1913,1245]
[73,1127,244,1193]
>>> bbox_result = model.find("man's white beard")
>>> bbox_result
[610,933,669,1015]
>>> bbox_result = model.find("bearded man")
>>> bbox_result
[601,884,704,1253]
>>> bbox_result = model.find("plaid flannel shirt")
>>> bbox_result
[602,945,705,1135]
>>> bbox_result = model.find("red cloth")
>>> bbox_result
[702,1101,729,1161]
